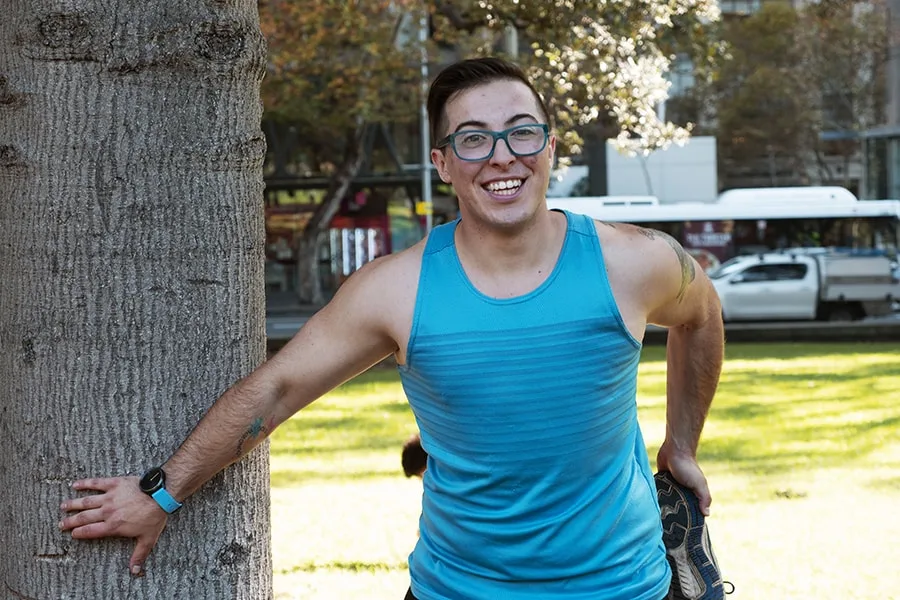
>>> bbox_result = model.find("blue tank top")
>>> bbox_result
[398,210,670,600]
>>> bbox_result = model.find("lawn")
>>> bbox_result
[269,342,900,600]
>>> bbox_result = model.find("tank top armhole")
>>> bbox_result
[401,261,427,371]
[582,214,643,349]
[401,223,457,370]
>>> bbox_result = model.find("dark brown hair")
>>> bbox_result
[427,57,551,146]
[401,433,428,478]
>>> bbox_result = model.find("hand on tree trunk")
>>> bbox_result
[59,476,168,576]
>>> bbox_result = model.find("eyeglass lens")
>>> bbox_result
[454,125,546,160]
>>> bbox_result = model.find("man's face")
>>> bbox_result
[431,79,556,230]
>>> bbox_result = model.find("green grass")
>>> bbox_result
[270,342,900,599]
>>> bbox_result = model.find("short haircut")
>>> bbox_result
[427,57,551,144]
[401,433,428,478]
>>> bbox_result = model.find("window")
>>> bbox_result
[771,264,808,281]
[735,263,807,282]
[736,265,775,282]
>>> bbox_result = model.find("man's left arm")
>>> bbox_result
[644,231,725,515]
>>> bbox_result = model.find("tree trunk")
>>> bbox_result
[296,121,367,304]
[0,2,271,598]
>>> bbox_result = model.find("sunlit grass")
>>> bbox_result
[270,342,900,599]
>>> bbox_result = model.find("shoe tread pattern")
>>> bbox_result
[655,471,725,600]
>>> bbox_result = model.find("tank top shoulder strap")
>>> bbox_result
[563,210,597,237]
[424,220,459,255]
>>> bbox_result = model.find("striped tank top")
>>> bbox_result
[398,210,670,600]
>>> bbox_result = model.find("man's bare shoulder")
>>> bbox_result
[349,238,426,292]
[588,218,720,329]
[591,220,696,300]
[318,238,425,331]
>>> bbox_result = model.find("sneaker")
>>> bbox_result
[654,471,732,600]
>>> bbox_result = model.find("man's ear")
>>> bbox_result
[431,148,451,184]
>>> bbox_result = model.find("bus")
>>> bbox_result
[546,187,900,271]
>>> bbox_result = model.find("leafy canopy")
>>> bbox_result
[261,0,723,168]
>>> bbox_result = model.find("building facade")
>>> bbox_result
[862,0,900,199]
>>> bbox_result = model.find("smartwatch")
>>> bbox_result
[139,467,183,514]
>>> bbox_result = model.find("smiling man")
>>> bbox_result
[60,58,725,600]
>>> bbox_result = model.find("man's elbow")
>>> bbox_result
[675,288,723,334]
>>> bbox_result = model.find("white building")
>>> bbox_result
[548,136,718,204]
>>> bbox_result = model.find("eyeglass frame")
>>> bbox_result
[434,123,550,162]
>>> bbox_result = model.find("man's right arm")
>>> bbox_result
[162,259,404,502]
[59,249,416,574]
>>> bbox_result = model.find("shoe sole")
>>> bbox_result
[655,472,724,600]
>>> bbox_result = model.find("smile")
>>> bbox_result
[484,178,523,196]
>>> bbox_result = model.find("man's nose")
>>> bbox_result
[489,137,516,166]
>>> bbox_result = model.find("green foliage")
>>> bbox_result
[261,0,725,172]
[260,0,424,173]
[715,4,816,164]
[714,1,888,177]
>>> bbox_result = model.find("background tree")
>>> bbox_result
[0,1,271,597]
[260,0,424,303]
[714,3,818,187]
[797,0,889,187]
[261,0,722,304]
[714,0,888,189]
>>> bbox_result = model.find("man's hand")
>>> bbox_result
[657,444,711,516]
[59,476,168,576]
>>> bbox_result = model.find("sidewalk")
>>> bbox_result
[266,289,323,318]
[266,290,324,348]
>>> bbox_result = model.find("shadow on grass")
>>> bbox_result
[271,466,405,486]
[697,400,900,476]
[724,363,895,385]
[867,476,900,492]
[276,560,408,574]
[641,341,897,363]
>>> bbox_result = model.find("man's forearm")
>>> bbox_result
[664,305,724,455]
[160,367,291,502]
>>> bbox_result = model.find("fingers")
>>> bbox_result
[693,479,712,516]
[61,493,104,513]
[683,469,712,516]
[69,521,117,540]
[71,478,119,492]
[129,535,160,577]
[60,508,108,534]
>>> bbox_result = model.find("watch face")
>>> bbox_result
[139,467,165,494]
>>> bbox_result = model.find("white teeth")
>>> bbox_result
[485,179,522,192]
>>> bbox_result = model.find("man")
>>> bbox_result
[60,57,724,600]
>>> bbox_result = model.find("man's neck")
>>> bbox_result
[454,209,565,282]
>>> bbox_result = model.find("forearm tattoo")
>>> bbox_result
[235,416,274,458]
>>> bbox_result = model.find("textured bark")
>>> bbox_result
[0,1,271,598]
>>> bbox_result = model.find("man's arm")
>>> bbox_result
[59,252,411,575]
[641,229,725,515]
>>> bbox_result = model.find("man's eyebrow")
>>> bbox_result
[451,113,540,133]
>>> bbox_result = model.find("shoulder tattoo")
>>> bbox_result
[641,228,696,302]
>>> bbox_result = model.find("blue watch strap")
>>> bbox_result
[150,487,183,514]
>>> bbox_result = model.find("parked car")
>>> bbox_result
[709,251,900,322]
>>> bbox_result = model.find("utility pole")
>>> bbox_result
[418,6,433,234]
